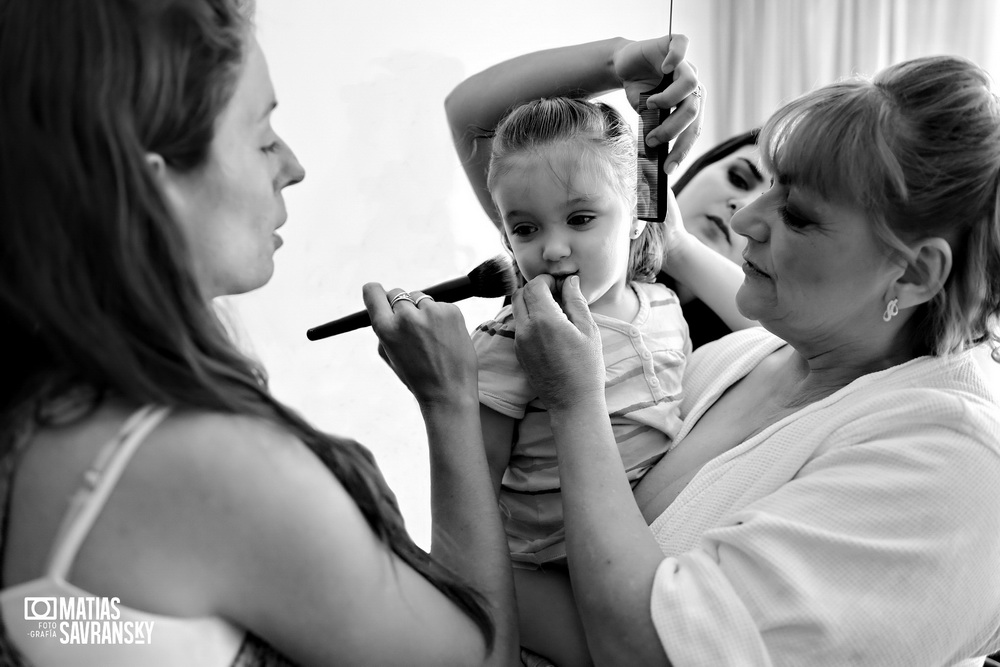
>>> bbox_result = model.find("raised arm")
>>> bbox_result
[445,34,702,229]
[660,189,757,331]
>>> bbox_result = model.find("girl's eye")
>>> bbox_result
[509,224,536,237]
[567,214,595,227]
[261,141,280,154]
[779,205,812,230]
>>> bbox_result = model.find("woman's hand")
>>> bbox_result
[613,33,703,171]
[362,283,478,410]
[662,185,699,262]
[511,275,606,412]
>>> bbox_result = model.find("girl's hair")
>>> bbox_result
[672,128,760,195]
[759,55,1000,356]
[487,97,665,283]
[0,0,493,647]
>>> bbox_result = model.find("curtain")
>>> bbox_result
[698,0,1000,146]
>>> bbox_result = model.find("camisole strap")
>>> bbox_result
[44,404,171,580]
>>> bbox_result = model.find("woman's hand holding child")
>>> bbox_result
[512,275,606,413]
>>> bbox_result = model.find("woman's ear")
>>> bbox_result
[894,237,953,309]
[146,152,166,176]
[145,152,189,222]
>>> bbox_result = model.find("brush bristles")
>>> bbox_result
[467,255,518,298]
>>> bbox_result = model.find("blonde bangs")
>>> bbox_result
[759,80,908,215]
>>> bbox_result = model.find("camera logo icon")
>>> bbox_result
[24,597,57,621]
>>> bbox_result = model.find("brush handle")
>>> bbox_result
[306,276,475,341]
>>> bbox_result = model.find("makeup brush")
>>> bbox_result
[306,254,518,341]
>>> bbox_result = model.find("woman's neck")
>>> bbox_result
[778,335,922,408]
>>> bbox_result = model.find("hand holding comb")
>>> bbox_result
[636,0,675,223]
[307,255,518,340]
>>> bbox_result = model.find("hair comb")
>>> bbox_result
[636,0,674,223]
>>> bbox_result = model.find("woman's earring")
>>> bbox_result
[882,298,899,322]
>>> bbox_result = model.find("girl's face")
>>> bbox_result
[161,37,306,299]
[676,145,768,265]
[492,144,640,315]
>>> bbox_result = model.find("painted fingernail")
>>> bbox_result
[666,162,679,176]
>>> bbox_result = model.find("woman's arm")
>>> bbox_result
[660,188,756,331]
[445,34,702,229]
[513,277,1000,664]
[512,276,673,666]
[104,286,519,666]
[364,283,520,664]
[480,404,516,496]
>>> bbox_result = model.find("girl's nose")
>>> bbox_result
[541,233,571,262]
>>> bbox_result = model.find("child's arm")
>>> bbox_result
[661,190,757,331]
[445,34,700,229]
[480,404,595,666]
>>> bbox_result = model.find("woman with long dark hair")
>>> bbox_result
[0,1,523,664]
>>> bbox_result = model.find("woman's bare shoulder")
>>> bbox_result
[50,405,373,612]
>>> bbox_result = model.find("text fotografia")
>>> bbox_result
[24,596,154,645]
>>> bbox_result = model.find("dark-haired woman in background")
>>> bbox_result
[660,129,767,347]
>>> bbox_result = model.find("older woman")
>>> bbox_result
[513,53,1000,665]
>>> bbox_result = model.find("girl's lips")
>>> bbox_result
[548,271,578,291]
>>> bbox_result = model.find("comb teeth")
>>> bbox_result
[636,77,672,223]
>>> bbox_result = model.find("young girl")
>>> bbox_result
[471,97,691,666]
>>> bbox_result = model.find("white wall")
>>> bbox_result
[232,0,694,549]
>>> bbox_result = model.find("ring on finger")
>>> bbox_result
[691,85,704,99]
[389,291,416,308]
[413,294,434,306]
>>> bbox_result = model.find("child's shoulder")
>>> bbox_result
[630,281,688,342]
[473,303,516,338]
[632,280,681,306]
